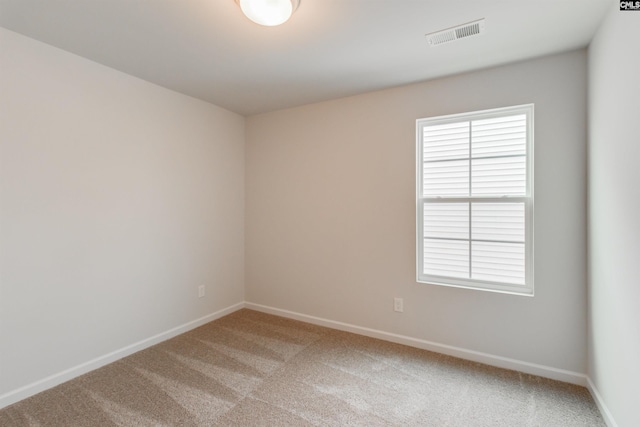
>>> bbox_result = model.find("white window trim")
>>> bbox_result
[416,104,534,296]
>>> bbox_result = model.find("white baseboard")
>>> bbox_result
[587,377,619,427]
[245,302,588,386]
[0,302,245,410]
[3,300,616,426]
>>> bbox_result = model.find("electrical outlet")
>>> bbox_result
[394,297,403,312]
[198,285,205,298]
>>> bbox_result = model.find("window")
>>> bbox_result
[416,104,534,295]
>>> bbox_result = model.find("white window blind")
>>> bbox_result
[416,105,534,295]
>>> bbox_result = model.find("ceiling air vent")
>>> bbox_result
[426,19,485,46]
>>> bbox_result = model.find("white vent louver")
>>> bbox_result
[426,19,485,46]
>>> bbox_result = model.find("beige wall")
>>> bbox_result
[0,28,245,398]
[246,49,588,374]
[588,5,640,427]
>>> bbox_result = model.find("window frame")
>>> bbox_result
[416,104,534,296]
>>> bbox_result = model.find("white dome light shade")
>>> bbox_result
[236,0,300,27]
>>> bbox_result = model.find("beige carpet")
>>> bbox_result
[0,309,604,426]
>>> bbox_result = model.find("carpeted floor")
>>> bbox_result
[0,309,604,426]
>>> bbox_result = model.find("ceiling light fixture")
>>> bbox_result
[235,0,301,27]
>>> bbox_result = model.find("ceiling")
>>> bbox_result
[0,0,610,116]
